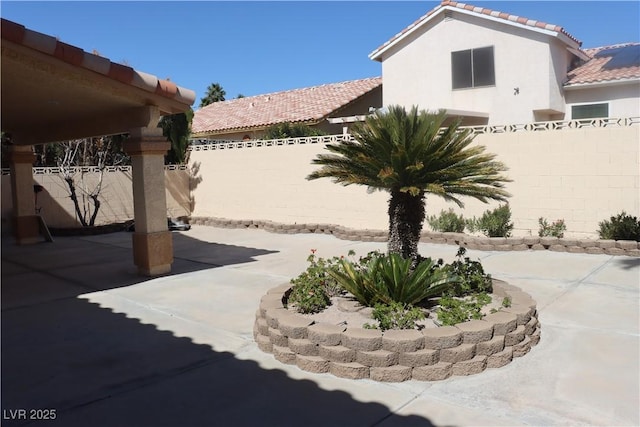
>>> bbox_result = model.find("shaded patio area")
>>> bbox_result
[2,226,639,426]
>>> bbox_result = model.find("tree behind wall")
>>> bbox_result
[159,108,194,164]
[199,82,226,108]
[53,135,129,227]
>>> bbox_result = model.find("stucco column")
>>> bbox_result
[8,145,39,244]
[125,121,173,276]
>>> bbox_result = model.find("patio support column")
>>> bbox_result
[125,107,173,276]
[8,145,39,245]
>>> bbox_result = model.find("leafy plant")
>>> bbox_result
[538,217,566,238]
[328,252,459,307]
[502,296,512,308]
[263,122,327,139]
[441,247,493,297]
[467,204,513,237]
[427,208,466,233]
[436,293,492,326]
[287,250,352,313]
[597,211,640,241]
[363,302,425,331]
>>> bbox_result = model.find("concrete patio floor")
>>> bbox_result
[2,225,639,427]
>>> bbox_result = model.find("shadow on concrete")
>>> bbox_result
[612,256,640,271]
[1,235,434,427]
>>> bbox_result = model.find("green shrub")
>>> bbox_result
[287,250,352,313]
[597,211,640,241]
[467,204,513,237]
[263,122,327,139]
[440,247,493,297]
[363,302,425,331]
[538,217,566,238]
[328,252,458,307]
[427,208,466,233]
[436,293,492,326]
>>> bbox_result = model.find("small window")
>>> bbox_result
[452,46,495,89]
[571,103,609,119]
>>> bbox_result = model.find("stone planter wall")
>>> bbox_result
[190,217,640,257]
[253,280,540,382]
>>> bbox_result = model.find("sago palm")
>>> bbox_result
[307,105,511,261]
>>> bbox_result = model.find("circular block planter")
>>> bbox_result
[253,279,540,382]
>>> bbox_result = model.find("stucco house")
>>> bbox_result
[191,77,382,141]
[369,0,640,125]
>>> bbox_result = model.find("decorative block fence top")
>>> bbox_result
[253,280,541,382]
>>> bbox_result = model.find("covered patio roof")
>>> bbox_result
[1,18,195,145]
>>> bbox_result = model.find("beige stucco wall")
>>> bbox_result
[380,11,567,124]
[1,168,190,230]
[189,124,639,239]
[565,82,640,119]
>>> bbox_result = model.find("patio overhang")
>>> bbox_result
[1,18,196,276]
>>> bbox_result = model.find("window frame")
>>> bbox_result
[570,102,610,120]
[451,46,496,90]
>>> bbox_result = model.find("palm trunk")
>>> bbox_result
[387,190,425,261]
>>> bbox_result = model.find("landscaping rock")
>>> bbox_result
[455,320,494,343]
[319,345,356,363]
[505,325,526,346]
[503,304,533,325]
[597,239,616,249]
[382,329,425,352]
[273,345,296,365]
[475,335,505,356]
[616,240,639,250]
[423,326,462,349]
[342,328,383,351]
[513,336,532,357]
[399,348,439,367]
[486,346,513,368]
[484,311,518,335]
[412,362,452,381]
[452,355,487,376]
[255,334,273,353]
[329,362,369,379]
[296,355,330,373]
[356,349,399,367]
[288,338,319,356]
[370,365,412,382]
[268,327,288,347]
[440,343,475,363]
[308,323,345,346]
[277,313,314,339]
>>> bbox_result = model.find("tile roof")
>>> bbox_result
[565,43,640,86]
[370,0,582,61]
[191,77,382,135]
[0,18,195,106]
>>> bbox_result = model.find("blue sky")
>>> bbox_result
[2,1,639,107]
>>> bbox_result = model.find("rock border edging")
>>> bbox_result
[253,279,541,382]
[190,217,640,257]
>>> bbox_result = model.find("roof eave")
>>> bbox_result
[564,77,640,90]
[369,4,582,62]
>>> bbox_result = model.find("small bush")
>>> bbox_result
[467,204,513,237]
[440,247,493,297]
[427,209,466,233]
[287,250,351,313]
[538,217,567,238]
[363,302,425,331]
[597,211,640,241]
[436,293,492,326]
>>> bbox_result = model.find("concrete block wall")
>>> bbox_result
[253,280,541,382]
[1,168,191,229]
[188,121,639,239]
[189,217,640,257]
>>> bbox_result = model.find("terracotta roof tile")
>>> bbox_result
[191,77,382,135]
[0,18,195,106]
[370,0,582,60]
[565,43,640,85]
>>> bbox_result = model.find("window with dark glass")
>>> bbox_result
[451,46,495,89]
[571,103,609,120]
